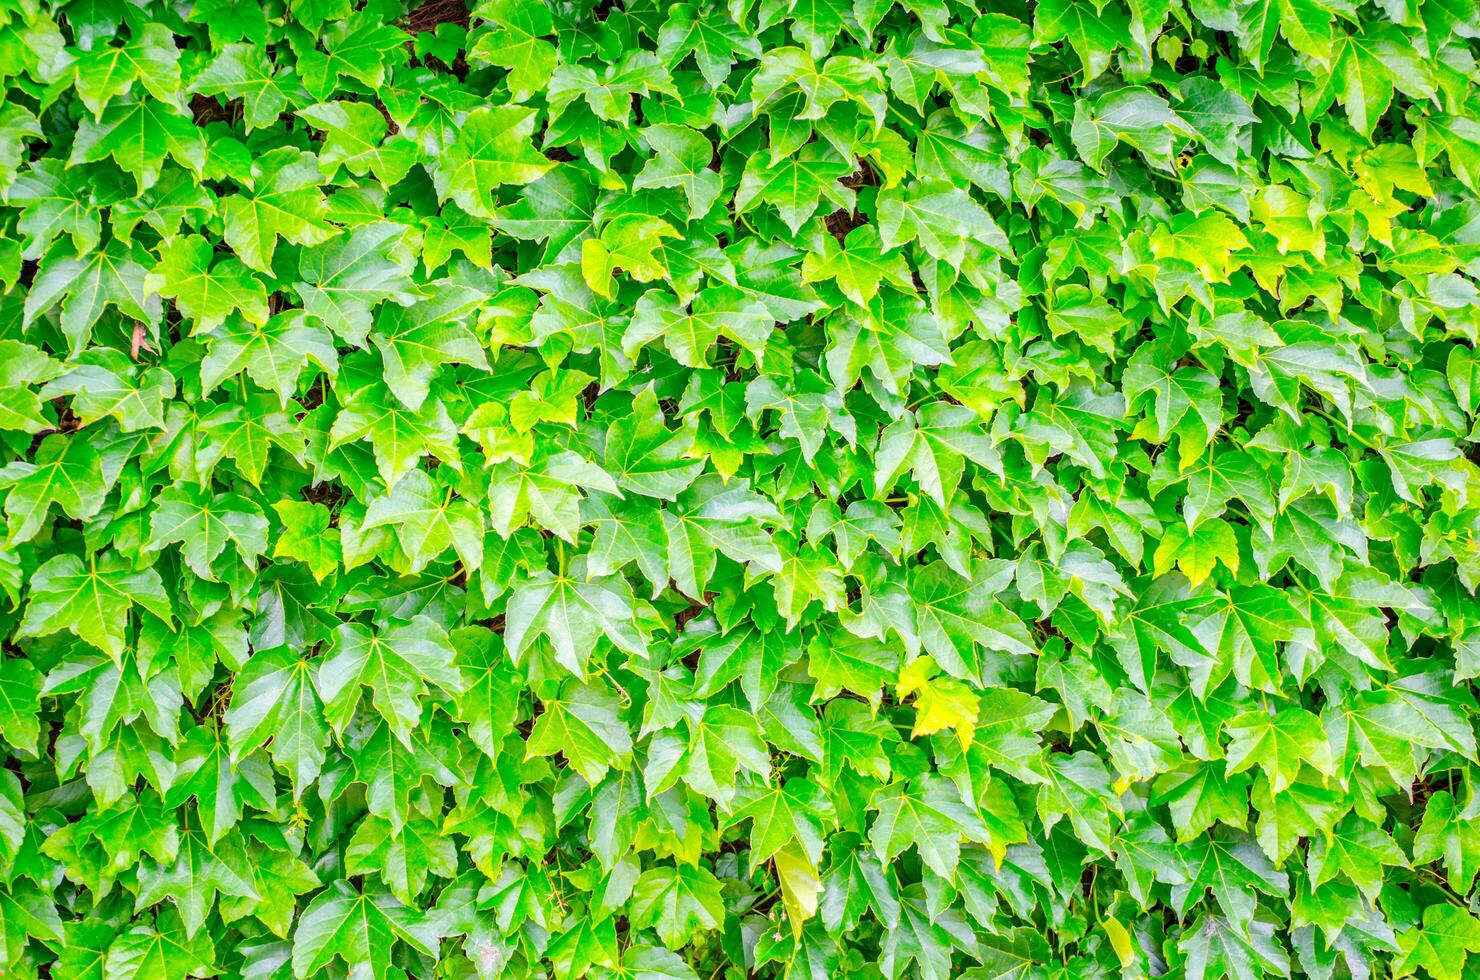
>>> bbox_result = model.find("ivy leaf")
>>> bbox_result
[432,106,555,218]
[1223,706,1332,793]
[73,23,183,118]
[193,42,306,130]
[0,433,115,544]
[526,679,634,783]
[728,778,833,866]
[877,184,1010,265]
[870,774,990,878]
[605,387,705,500]
[270,501,341,582]
[316,616,464,740]
[735,144,856,235]
[627,864,726,949]
[1071,86,1188,172]
[657,4,760,86]
[68,97,204,192]
[224,646,329,796]
[910,560,1033,681]
[148,235,269,335]
[4,0,1480,972]
[1176,914,1291,980]
[807,631,899,707]
[647,704,771,805]
[1395,905,1480,980]
[328,380,461,488]
[469,0,557,100]
[162,727,275,843]
[200,311,339,406]
[664,476,782,600]
[1307,813,1405,899]
[220,148,337,274]
[7,158,100,261]
[491,167,598,262]
[361,470,483,573]
[971,687,1055,783]
[290,881,439,980]
[17,552,172,661]
[453,627,519,757]
[802,225,913,307]
[297,101,416,188]
[370,281,489,409]
[1037,752,1121,856]
[0,659,41,754]
[293,222,417,347]
[505,570,650,676]
[24,241,161,355]
[101,908,213,980]
[875,404,1003,508]
[1033,0,1127,82]
[1413,791,1480,892]
[147,484,270,579]
[633,125,724,220]
[623,288,773,368]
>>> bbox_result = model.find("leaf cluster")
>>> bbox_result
[0,0,1479,977]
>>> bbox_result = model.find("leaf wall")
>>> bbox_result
[0,0,1479,977]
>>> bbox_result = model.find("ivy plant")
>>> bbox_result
[1,0,1479,976]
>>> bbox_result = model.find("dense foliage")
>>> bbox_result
[1,0,1479,976]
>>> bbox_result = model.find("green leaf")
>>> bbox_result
[68,97,204,192]
[148,234,269,335]
[1395,905,1480,980]
[605,387,705,500]
[870,774,991,878]
[193,42,305,130]
[735,144,856,235]
[470,0,557,100]
[8,159,100,262]
[1413,790,1480,892]
[728,778,832,866]
[0,432,113,544]
[224,646,329,796]
[370,281,489,409]
[293,222,417,346]
[24,241,161,355]
[290,881,438,980]
[362,470,483,572]
[647,703,771,805]
[432,106,555,218]
[17,552,172,661]
[73,24,183,119]
[0,659,41,754]
[220,148,337,273]
[1037,752,1121,856]
[200,310,338,406]
[657,4,760,86]
[624,288,772,369]
[1307,813,1405,899]
[147,484,269,579]
[803,225,913,307]
[1033,0,1127,82]
[270,501,342,581]
[506,569,649,675]
[328,380,461,487]
[627,864,726,949]
[101,908,212,980]
[526,679,633,783]
[316,616,464,740]
[1223,706,1332,793]
[297,101,416,188]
